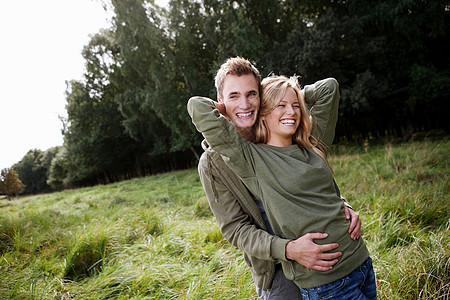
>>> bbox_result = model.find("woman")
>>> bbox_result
[188,76,377,299]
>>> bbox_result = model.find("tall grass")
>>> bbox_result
[0,139,448,299]
[332,139,449,299]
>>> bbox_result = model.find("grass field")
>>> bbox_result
[1,139,449,299]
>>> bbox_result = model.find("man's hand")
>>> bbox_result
[285,233,341,271]
[344,206,361,240]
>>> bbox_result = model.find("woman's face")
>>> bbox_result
[262,87,301,147]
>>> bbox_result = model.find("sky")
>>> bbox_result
[0,0,167,171]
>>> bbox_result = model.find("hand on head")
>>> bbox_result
[215,102,229,119]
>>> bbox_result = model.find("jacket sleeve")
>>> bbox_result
[303,78,340,147]
[187,96,255,180]
[198,153,290,261]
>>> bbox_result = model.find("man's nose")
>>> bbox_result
[239,97,251,109]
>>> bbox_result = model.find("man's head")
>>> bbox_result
[214,57,262,137]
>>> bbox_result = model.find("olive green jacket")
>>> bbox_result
[198,140,290,290]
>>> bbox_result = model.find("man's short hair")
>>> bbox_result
[214,57,262,98]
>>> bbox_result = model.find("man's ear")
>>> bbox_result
[217,93,223,103]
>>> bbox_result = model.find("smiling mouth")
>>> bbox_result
[280,119,296,125]
[236,111,254,118]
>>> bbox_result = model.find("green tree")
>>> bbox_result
[63,76,142,184]
[280,0,450,140]
[47,148,69,190]
[59,0,448,187]
[107,0,174,155]
[62,27,178,186]
[13,149,49,194]
[110,0,205,157]
[0,168,25,200]
[12,147,61,194]
[61,27,139,185]
[42,147,61,178]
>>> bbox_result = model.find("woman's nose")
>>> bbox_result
[286,105,295,114]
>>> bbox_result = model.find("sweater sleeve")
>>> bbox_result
[187,96,256,180]
[304,82,353,209]
[303,78,340,147]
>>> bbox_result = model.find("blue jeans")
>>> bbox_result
[299,257,377,300]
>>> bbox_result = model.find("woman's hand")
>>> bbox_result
[215,102,229,119]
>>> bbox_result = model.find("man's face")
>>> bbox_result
[218,74,260,131]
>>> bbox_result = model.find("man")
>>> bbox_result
[197,57,361,299]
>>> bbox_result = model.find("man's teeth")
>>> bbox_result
[237,112,252,117]
[281,120,295,124]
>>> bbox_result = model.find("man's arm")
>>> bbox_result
[198,152,289,261]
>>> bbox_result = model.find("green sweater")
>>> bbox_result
[188,78,369,288]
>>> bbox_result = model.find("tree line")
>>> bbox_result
[3,0,448,196]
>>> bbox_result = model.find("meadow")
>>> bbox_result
[0,139,448,299]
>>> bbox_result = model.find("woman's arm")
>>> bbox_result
[303,79,361,239]
[187,96,255,180]
[303,78,340,148]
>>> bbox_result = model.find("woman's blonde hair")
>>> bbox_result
[255,75,329,164]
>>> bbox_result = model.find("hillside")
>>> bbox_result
[1,139,449,299]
